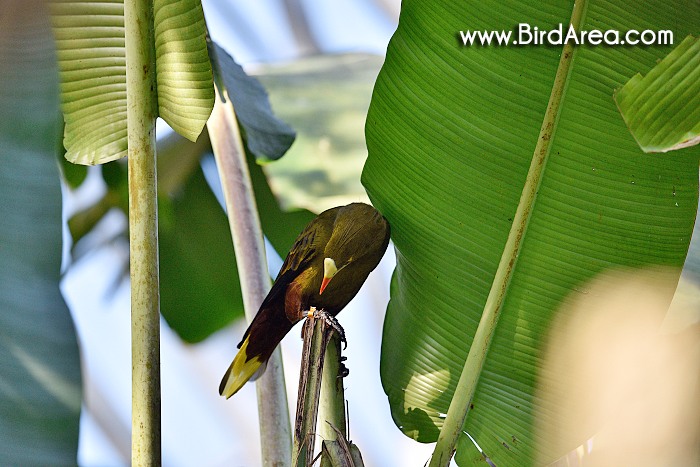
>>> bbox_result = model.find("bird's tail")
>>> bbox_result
[219,336,267,399]
[219,337,266,398]
[219,303,294,398]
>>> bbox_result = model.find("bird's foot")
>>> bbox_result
[339,356,349,378]
[309,308,347,350]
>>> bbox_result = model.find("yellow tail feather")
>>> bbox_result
[219,337,264,399]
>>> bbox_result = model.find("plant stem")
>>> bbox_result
[319,332,351,467]
[293,318,332,466]
[318,333,346,442]
[124,0,160,465]
[428,1,589,465]
[207,88,292,466]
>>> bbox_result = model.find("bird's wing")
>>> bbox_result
[260,206,340,309]
[236,207,339,349]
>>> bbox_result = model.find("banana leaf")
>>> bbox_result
[51,0,214,164]
[362,1,700,465]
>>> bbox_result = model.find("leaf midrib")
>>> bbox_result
[428,0,590,465]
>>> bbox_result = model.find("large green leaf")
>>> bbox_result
[51,0,213,165]
[0,2,82,463]
[159,163,244,342]
[362,1,699,465]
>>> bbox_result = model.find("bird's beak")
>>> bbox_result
[320,257,338,295]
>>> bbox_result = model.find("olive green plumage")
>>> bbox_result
[220,202,391,398]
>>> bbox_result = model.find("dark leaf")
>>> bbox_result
[159,165,244,342]
[209,41,296,161]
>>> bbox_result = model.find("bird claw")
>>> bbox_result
[311,308,347,349]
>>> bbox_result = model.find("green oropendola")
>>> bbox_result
[219,202,391,398]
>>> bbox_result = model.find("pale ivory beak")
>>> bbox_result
[320,257,338,294]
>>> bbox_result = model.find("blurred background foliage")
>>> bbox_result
[0,2,81,463]
[62,51,383,343]
[258,54,383,212]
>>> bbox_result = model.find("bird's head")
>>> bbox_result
[318,203,390,295]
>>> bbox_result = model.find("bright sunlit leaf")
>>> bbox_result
[363,1,700,465]
[51,0,214,165]
[615,35,700,153]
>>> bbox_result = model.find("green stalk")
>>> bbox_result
[319,333,358,467]
[293,318,327,466]
[293,316,350,466]
[428,2,589,465]
[207,88,292,466]
[124,0,160,465]
[318,333,346,443]
[322,438,364,467]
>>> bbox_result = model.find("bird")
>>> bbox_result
[219,202,391,399]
